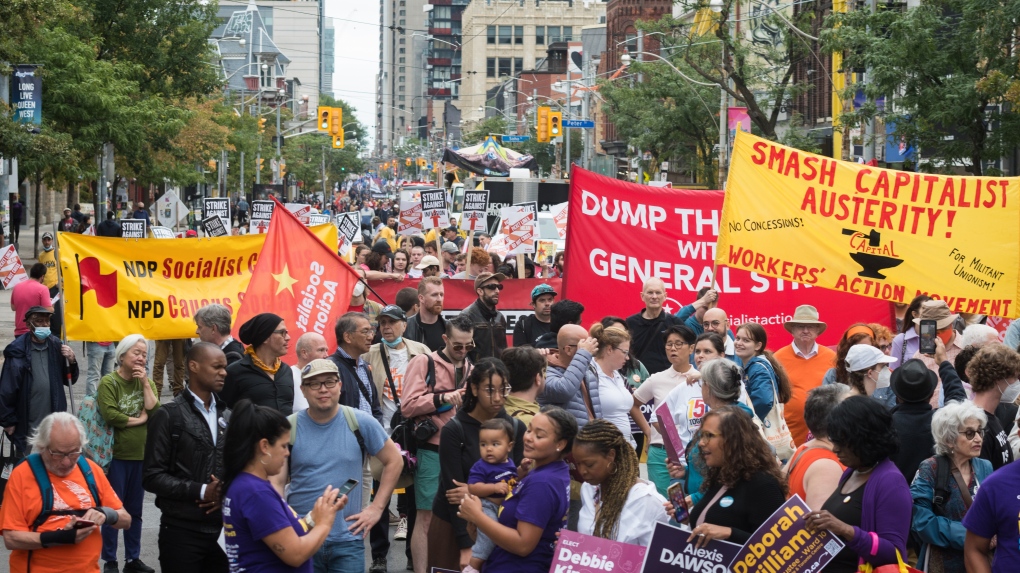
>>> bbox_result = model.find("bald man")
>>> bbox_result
[625,278,687,373]
[701,307,737,359]
[538,325,602,429]
[290,332,329,411]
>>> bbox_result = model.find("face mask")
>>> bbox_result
[937,329,953,346]
[352,282,366,297]
[875,368,892,389]
[1001,380,1020,404]
[383,336,404,348]
[33,327,51,339]
[43,245,53,252]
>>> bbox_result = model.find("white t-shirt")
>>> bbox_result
[661,377,707,448]
[380,347,409,433]
[291,365,309,412]
[407,268,423,279]
[595,362,637,448]
[635,366,699,446]
[578,479,670,545]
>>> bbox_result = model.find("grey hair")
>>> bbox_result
[931,400,988,456]
[334,312,369,343]
[961,324,999,349]
[116,334,147,365]
[194,304,233,335]
[701,359,744,403]
[28,412,87,452]
[804,384,850,438]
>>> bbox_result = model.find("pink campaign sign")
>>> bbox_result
[549,530,646,573]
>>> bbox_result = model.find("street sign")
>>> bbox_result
[561,119,595,128]
[502,135,531,143]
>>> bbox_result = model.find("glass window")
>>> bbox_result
[399,57,405,63]
[399,38,405,44]
[535,26,545,45]
[399,85,405,92]
[399,76,405,82]
[487,25,496,44]
[563,26,573,41]
[514,57,523,73]
[399,19,405,25]
[399,95,406,101]
[499,26,512,44]
[515,26,523,44]
[399,9,405,15]
[625,33,637,53]
[547,26,560,43]
[487,58,496,77]
[399,66,405,72]
[498,58,511,76]
[399,47,406,54]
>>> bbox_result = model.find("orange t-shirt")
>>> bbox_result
[786,444,845,502]
[774,344,836,446]
[0,458,123,573]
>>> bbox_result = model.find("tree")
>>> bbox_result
[823,0,1020,174]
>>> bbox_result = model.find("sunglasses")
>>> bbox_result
[450,342,476,352]
[481,284,505,291]
[961,428,983,441]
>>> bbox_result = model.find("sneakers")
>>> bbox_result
[103,563,119,573]
[394,516,408,540]
[123,560,155,573]
[463,565,481,573]
[370,557,387,573]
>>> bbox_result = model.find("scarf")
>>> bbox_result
[246,346,281,375]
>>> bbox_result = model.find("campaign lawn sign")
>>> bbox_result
[729,495,845,573]
[550,530,645,573]
[640,521,742,573]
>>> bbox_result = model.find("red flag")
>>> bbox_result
[78,256,118,309]
[234,198,361,364]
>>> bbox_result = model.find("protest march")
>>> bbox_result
[5,136,1020,573]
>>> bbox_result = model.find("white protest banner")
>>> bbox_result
[336,212,361,256]
[307,213,332,227]
[421,190,449,229]
[551,201,568,239]
[398,191,423,235]
[249,200,275,234]
[0,245,28,289]
[462,190,490,232]
[150,226,176,239]
[83,225,96,236]
[486,233,510,258]
[204,197,230,231]
[154,190,189,227]
[202,215,229,238]
[121,220,146,239]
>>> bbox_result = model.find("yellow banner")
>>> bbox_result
[57,224,338,341]
[718,131,1020,318]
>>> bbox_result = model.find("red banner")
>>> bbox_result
[563,167,893,347]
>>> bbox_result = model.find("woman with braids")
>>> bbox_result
[431,359,526,572]
[574,420,669,545]
[221,399,344,571]
[686,405,787,548]
[805,396,911,572]
[458,407,578,573]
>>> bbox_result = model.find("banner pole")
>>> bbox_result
[516,254,525,279]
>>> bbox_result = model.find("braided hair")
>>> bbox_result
[573,420,640,540]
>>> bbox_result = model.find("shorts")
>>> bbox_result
[416,448,440,511]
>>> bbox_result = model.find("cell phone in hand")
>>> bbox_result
[73,519,96,529]
[336,478,359,497]
[919,319,937,355]
[667,482,689,524]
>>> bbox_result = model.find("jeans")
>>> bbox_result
[154,339,187,396]
[470,499,500,560]
[85,342,116,396]
[313,538,365,573]
[102,459,144,562]
[157,522,229,573]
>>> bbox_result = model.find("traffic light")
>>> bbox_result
[332,134,344,149]
[318,107,332,132]
[536,106,551,143]
[258,118,267,133]
[548,111,562,138]
[257,157,265,171]
[329,107,342,136]
[280,161,287,178]
[405,158,412,166]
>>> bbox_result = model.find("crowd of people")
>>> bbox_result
[4,189,1020,573]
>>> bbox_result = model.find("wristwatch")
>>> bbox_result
[304,511,316,529]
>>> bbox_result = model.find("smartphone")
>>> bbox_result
[919,319,937,355]
[667,482,689,524]
[73,519,96,529]
[336,478,359,497]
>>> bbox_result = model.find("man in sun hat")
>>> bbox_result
[774,304,836,445]
[910,300,964,408]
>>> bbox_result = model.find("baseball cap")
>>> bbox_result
[531,284,557,302]
[845,344,896,372]
[185,229,198,238]
[416,255,441,270]
[441,242,459,254]
[42,232,53,240]
[474,272,506,290]
[379,304,406,321]
[301,358,340,381]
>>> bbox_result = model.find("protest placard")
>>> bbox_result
[720,130,1020,317]
[202,216,229,238]
[462,190,490,232]
[640,521,742,573]
[550,530,646,573]
[307,213,332,227]
[501,205,535,256]
[150,226,175,239]
[398,191,423,236]
[551,201,568,239]
[537,241,557,265]
[121,220,146,239]
[285,202,314,225]
[155,190,188,227]
[654,401,685,465]
[421,190,449,229]
[204,198,230,231]
[728,495,846,573]
[336,212,361,256]
[249,200,275,234]
[0,245,28,289]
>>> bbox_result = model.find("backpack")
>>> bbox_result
[25,453,101,530]
[77,393,114,471]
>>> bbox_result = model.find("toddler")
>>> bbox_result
[464,418,518,573]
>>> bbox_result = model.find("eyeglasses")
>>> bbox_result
[703,320,725,329]
[273,329,289,337]
[481,284,505,291]
[615,347,631,356]
[485,384,512,397]
[47,448,82,461]
[303,379,341,390]
[450,342,476,352]
[357,328,375,336]
[961,428,983,440]
[698,431,722,443]
[665,342,688,349]
[878,343,892,351]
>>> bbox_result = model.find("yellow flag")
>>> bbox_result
[58,224,338,341]
[717,131,1020,317]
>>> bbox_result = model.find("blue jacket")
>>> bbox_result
[539,350,601,429]
[0,333,80,452]
[910,455,993,568]
[743,355,777,421]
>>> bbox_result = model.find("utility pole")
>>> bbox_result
[221,149,228,198]
[239,151,245,199]
[275,94,282,181]
[565,66,571,175]
[863,0,877,162]
[256,97,262,184]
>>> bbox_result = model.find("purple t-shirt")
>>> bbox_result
[962,461,1020,573]
[468,458,518,490]
[484,460,570,573]
[223,472,313,573]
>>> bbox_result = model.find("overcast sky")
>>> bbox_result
[326,0,379,153]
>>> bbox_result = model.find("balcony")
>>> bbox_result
[428,57,452,66]
[428,87,451,96]
[429,27,452,35]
